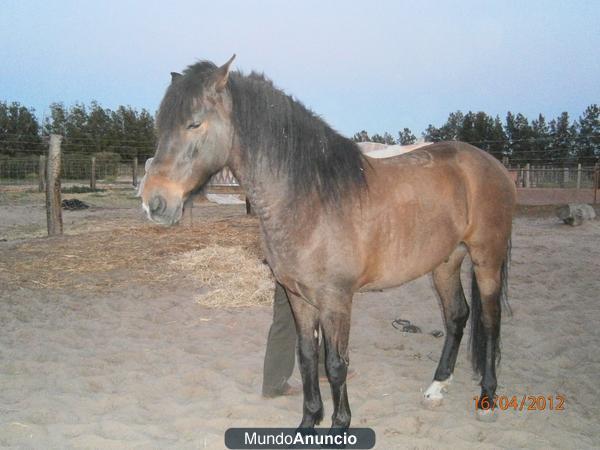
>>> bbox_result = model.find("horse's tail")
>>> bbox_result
[470,239,512,375]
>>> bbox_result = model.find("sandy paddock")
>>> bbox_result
[0,198,599,449]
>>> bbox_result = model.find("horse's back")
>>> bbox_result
[366,141,515,203]
[350,141,515,290]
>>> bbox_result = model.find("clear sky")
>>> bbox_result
[1,0,598,137]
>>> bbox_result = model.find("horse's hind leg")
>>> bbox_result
[467,237,509,422]
[319,292,352,429]
[423,244,469,407]
[469,259,503,421]
[286,290,323,428]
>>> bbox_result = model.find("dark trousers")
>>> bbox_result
[262,282,325,396]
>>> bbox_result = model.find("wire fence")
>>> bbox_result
[0,155,239,189]
[1,143,598,191]
[508,165,599,189]
[0,157,139,186]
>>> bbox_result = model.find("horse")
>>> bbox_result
[140,55,516,428]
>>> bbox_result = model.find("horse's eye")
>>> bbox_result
[187,122,201,130]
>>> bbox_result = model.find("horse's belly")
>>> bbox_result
[355,211,465,292]
[356,252,444,292]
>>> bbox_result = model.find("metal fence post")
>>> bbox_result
[46,134,63,236]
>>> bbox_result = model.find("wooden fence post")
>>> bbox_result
[132,157,138,187]
[594,164,599,205]
[90,156,96,190]
[576,163,582,190]
[46,134,63,236]
[525,163,530,188]
[38,154,46,192]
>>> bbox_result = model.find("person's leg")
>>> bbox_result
[262,282,298,396]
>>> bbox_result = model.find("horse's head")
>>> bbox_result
[141,55,236,225]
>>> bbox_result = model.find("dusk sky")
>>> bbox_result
[1,0,598,137]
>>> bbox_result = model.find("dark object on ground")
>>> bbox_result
[431,330,445,338]
[62,199,89,210]
[556,203,596,226]
[392,318,422,333]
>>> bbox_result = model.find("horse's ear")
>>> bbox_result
[170,72,182,83]
[213,54,236,92]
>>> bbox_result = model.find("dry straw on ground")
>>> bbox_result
[172,245,274,308]
[0,211,263,298]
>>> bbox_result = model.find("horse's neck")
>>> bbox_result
[229,151,310,267]
[229,149,292,229]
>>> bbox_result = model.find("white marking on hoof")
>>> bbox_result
[476,407,498,422]
[422,376,452,408]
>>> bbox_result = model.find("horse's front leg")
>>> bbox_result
[287,290,323,428]
[320,292,352,430]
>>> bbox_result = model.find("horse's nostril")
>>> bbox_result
[149,195,166,215]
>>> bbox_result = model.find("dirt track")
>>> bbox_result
[0,190,599,449]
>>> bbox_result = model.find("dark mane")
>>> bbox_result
[228,71,367,205]
[160,61,367,205]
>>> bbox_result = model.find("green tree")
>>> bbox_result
[460,112,507,158]
[530,114,550,161]
[86,101,112,153]
[489,115,508,158]
[382,132,396,145]
[109,105,156,158]
[40,101,157,159]
[423,111,464,142]
[398,128,416,145]
[43,102,67,136]
[422,124,443,142]
[351,130,370,142]
[576,104,600,161]
[505,112,532,161]
[370,133,386,144]
[548,112,576,162]
[64,103,89,153]
[0,101,41,156]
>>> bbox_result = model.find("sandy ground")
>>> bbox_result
[517,188,598,205]
[0,191,599,449]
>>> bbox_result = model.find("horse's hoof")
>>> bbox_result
[475,408,498,423]
[422,377,452,408]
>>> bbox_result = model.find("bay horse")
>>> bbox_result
[140,56,516,428]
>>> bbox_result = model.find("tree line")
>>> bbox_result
[0,101,156,160]
[1,100,599,165]
[353,105,599,164]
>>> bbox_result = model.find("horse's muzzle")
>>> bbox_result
[144,194,183,226]
[149,195,167,216]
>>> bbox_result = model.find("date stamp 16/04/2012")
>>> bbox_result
[473,394,566,411]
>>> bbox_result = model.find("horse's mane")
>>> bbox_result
[159,61,367,205]
[156,61,217,136]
